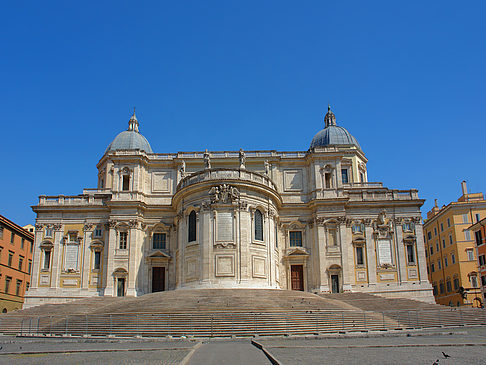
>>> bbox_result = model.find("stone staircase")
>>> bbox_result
[319,292,444,312]
[1,290,485,337]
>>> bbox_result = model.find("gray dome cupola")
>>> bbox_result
[310,105,361,150]
[106,110,153,153]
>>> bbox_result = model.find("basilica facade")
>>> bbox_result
[25,107,434,307]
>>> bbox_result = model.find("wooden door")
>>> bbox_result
[152,267,165,292]
[117,278,125,297]
[291,265,304,291]
[331,274,340,293]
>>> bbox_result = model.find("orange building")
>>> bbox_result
[0,215,34,312]
[424,181,486,307]
[468,217,486,304]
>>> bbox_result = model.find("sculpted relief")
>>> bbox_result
[209,184,240,204]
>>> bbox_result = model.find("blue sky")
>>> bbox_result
[1,1,485,225]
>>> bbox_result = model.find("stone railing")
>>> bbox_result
[343,182,384,188]
[38,195,107,206]
[177,168,277,192]
[346,189,419,202]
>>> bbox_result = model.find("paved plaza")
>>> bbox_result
[0,326,485,364]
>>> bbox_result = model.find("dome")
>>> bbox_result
[106,111,153,154]
[310,106,361,150]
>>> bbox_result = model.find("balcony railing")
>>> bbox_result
[177,168,277,192]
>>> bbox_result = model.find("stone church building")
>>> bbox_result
[25,107,434,307]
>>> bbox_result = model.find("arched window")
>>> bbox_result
[188,211,197,242]
[255,210,263,241]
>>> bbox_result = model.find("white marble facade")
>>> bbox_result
[25,108,434,307]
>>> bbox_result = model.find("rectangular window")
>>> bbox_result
[28,260,32,274]
[5,277,11,293]
[94,251,101,270]
[475,230,483,246]
[352,224,364,234]
[482,276,486,287]
[406,245,415,264]
[444,257,448,267]
[16,280,22,296]
[447,218,451,227]
[68,233,77,243]
[403,223,411,232]
[152,233,166,250]
[10,232,15,244]
[471,275,478,288]
[430,246,434,255]
[439,282,445,294]
[446,281,452,292]
[476,213,481,222]
[122,175,130,191]
[427,232,432,240]
[119,232,128,250]
[431,263,435,272]
[325,173,332,188]
[449,235,453,245]
[8,251,13,266]
[465,230,471,240]
[30,241,33,253]
[436,242,439,252]
[289,231,303,247]
[467,249,474,261]
[94,228,103,238]
[453,278,460,290]
[440,223,444,232]
[451,252,456,264]
[356,246,364,266]
[21,238,25,249]
[438,259,442,270]
[434,228,437,236]
[18,256,24,271]
[442,239,446,248]
[433,284,438,296]
[463,214,469,223]
[479,255,486,266]
[43,250,51,269]
[45,228,53,237]
[341,169,349,184]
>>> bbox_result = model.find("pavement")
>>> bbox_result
[0,326,485,364]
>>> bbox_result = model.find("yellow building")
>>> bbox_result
[424,181,486,307]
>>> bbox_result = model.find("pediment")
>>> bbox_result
[286,247,309,257]
[148,250,172,259]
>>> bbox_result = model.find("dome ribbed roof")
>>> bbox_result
[106,111,153,153]
[310,106,361,150]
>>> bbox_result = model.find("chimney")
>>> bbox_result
[461,180,468,196]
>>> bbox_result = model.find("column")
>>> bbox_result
[395,224,407,283]
[340,222,353,291]
[365,225,377,286]
[414,222,429,283]
[104,223,116,296]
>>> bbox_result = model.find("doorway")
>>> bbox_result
[331,274,340,293]
[291,265,304,291]
[117,278,125,297]
[152,267,166,292]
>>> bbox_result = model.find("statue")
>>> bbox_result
[239,149,246,169]
[179,160,186,176]
[209,185,220,203]
[204,149,211,169]
[264,160,270,175]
